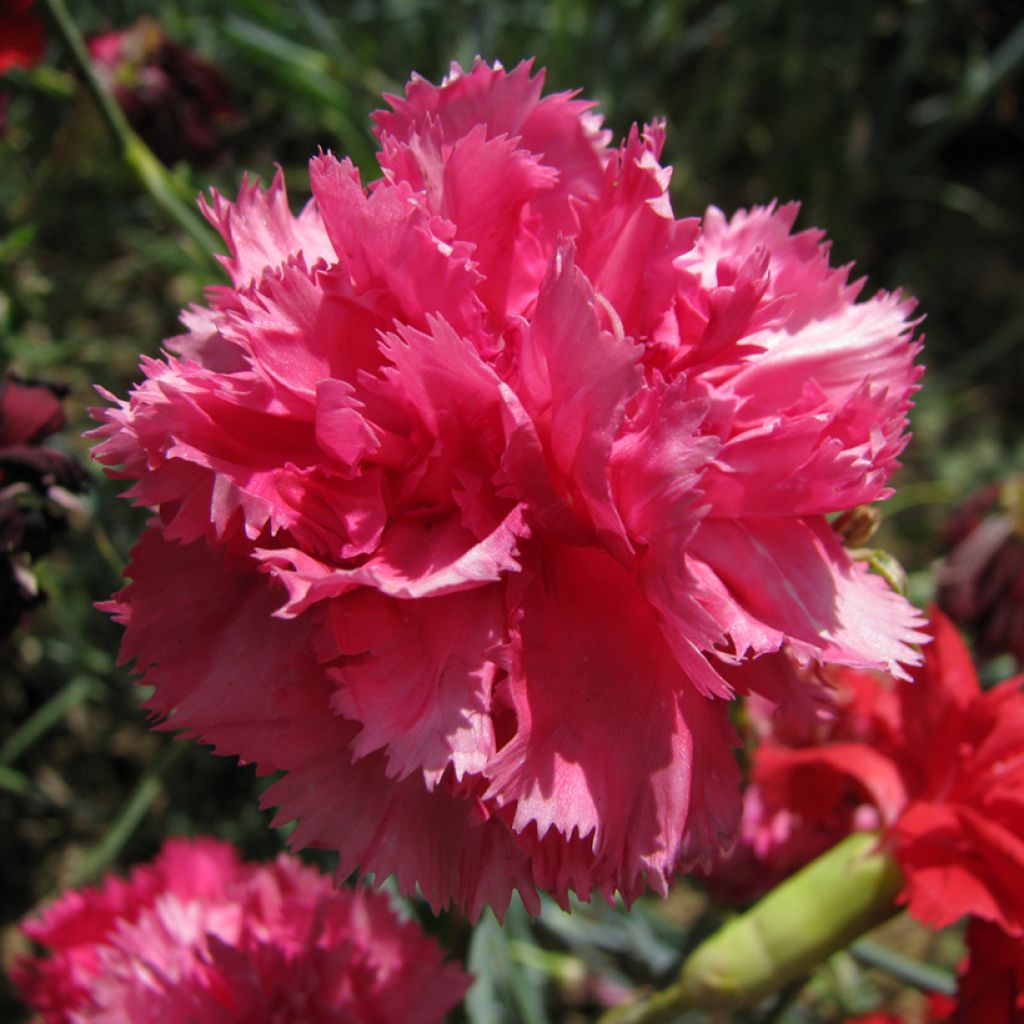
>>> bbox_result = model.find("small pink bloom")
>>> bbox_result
[93,59,925,916]
[11,837,470,1023]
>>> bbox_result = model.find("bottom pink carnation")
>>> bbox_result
[11,837,470,1024]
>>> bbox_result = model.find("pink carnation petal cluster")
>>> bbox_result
[93,59,925,916]
[11,837,469,1023]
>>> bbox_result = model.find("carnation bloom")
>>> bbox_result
[11,837,470,1023]
[752,609,1024,936]
[93,59,925,916]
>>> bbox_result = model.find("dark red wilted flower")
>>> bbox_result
[753,609,1024,937]
[0,0,45,76]
[938,477,1024,665]
[88,17,235,164]
[0,376,90,639]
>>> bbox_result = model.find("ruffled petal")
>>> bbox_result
[108,528,535,922]
[380,124,558,321]
[309,152,487,337]
[690,516,927,674]
[512,246,643,560]
[325,587,502,787]
[576,123,700,344]
[484,541,740,897]
[199,169,334,289]
[373,57,609,238]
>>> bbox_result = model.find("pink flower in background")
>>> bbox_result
[93,59,925,916]
[11,837,470,1023]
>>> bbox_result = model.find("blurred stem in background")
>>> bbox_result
[41,0,221,269]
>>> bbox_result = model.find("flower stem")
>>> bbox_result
[66,740,187,890]
[850,938,957,997]
[40,0,221,266]
[599,832,904,1024]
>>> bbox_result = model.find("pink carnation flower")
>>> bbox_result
[11,837,469,1023]
[93,59,926,917]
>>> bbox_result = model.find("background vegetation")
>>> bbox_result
[1,1,1022,1020]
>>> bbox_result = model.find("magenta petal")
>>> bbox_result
[610,375,717,544]
[576,123,700,345]
[691,516,928,674]
[373,58,609,240]
[485,541,740,895]
[308,153,486,336]
[381,124,558,321]
[199,169,334,289]
[515,246,644,559]
[326,587,501,787]
[110,529,534,921]
[315,378,380,468]
[259,503,528,612]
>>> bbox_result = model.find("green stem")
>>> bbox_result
[0,674,100,767]
[599,832,904,1024]
[40,0,221,266]
[66,740,187,890]
[851,938,957,997]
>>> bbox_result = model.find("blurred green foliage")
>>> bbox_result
[1,1,1021,1020]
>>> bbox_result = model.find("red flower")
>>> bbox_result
[754,609,1024,936]
[0,0,45,76]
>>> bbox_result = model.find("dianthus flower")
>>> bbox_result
[93,59,925,916]
[752,609,1024,936]
[11,837,470,1023]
